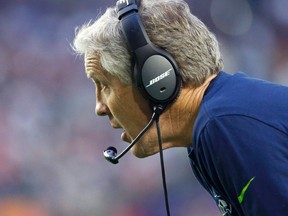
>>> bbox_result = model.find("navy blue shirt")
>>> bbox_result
[188,72,288,216]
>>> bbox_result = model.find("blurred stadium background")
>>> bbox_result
[0,0,287,215]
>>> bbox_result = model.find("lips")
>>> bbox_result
[110,122,121,129]
[109,121,131,143]
[121,130,131,143]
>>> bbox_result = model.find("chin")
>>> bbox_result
[131,147,148,158]
[131,143,158,158]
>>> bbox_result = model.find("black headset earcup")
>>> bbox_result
[117,0,181,106]
[133,51,181,105]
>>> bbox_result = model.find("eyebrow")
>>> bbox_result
[86,71,93,79]
[86,67,110,86]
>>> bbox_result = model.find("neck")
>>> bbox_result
[160,74,217,148]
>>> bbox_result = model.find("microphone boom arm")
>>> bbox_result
[103,105,163,164]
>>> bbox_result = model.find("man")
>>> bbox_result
[73,0,288,215]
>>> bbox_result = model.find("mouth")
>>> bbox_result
[121,130,131,143]
[110,122,131,143]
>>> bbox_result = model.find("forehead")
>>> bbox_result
[84,53,124,86]
[84,53,103,78]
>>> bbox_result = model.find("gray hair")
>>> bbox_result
[73,0,224,86]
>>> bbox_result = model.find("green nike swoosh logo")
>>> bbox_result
[238,176,255,204]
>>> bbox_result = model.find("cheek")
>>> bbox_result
[109,86,152,128]
[110,89,141,118]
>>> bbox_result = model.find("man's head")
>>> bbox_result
[73,0,224,157]
[73,0,223,86]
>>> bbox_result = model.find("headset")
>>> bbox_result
[104,1,182,214]
[115,0,181,108]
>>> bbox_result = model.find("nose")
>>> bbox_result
[95,102,109,116]
[95,87,109,116]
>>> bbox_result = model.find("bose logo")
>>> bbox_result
[146,68,172,88]
[119,0,130,5]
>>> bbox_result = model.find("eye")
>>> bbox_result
[95,80,109,92]
[100,82,108,91]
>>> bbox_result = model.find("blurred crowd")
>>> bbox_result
[0,0,287,215]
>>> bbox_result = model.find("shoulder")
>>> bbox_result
[193,71,288,141]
